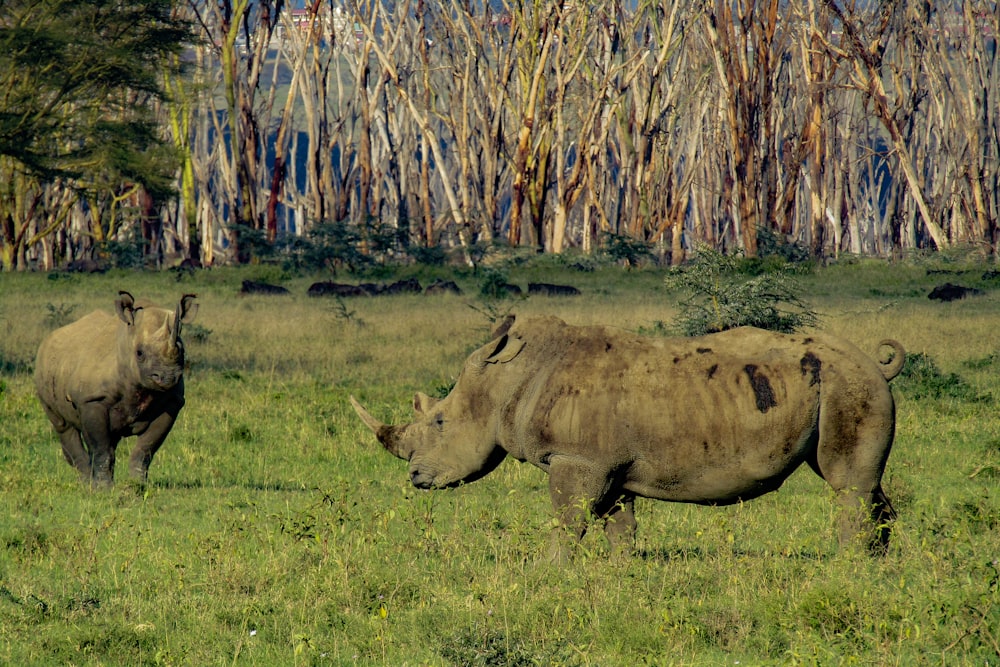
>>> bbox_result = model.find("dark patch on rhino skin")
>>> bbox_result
[800,352,822,386]
[696,347,713,354]
[743,364,778,413]
[706,364,718,379]
[803,337,814,345]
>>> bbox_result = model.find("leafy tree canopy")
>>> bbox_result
[0,0,193,192]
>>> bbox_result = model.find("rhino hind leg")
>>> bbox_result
[833,484,896,557]
[808,438,896,555]
[57,428,92,478]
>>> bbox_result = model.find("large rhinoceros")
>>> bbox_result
[352,315,905,561]
[35,291,198,487]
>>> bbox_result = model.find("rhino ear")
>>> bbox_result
[115,291,137,326]
[413,392,439,415]
[483,334,524,365]
[178,294,198,324]
[490,314,515,339]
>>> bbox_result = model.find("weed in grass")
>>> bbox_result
[330,296,365,327]
[896,352,991,403]
[963,351,1000,370]
[43,302,76,328]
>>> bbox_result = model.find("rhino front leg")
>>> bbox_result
[79,404,117,488]
[545,455,617,564]
[129,408,179,483]
[600,495,637,556]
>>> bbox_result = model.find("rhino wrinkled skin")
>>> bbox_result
[352,315,905,562]
[35,291,198,487]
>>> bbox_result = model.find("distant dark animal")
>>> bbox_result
[352,315,905,562]
[500,283,523,296]
[528,282,581,296]
[35,292,198,487]
[308,282,373,297]
[381,278,423,295]
[65,258,107,274]
[241,280,290,295]
[928,283,983,302]
[424,279,463,296]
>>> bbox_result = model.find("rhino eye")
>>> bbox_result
[136,348,145,361]
[433,413,444,428]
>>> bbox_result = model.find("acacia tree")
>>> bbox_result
[0,0,191,270]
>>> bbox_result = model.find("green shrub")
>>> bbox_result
[666,247,819,335]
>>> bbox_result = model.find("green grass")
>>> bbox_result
[1,258,999,665]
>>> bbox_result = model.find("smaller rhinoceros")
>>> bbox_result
[34,291,198,487]
[352,315,905,562]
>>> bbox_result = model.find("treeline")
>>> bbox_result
[1,0,998,271]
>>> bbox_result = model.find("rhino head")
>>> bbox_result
[115,291,198,391]
[351,325,524,489]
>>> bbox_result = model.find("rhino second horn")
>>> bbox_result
[349,396,406,459]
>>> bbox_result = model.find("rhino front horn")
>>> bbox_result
[349,396,406,459]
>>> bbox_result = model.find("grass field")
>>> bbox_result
[1,256,999,665]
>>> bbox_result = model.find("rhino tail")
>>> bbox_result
[877,339,906,381]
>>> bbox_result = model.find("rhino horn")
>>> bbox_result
[350,396,407,459]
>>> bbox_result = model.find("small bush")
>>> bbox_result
[304,221,374,272]
[756,227,812,264]
[102,232,147,269]
[439,626,536,667]
[666,247,819,335]
[0,353,31,375]
[183,324,212,344]
[477,269,519,300]
[600,232,653,268]
[409,244,447,266]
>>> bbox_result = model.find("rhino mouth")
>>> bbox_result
[146,372,181,391]
[410,469,438,489]
[408,447,508,490]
